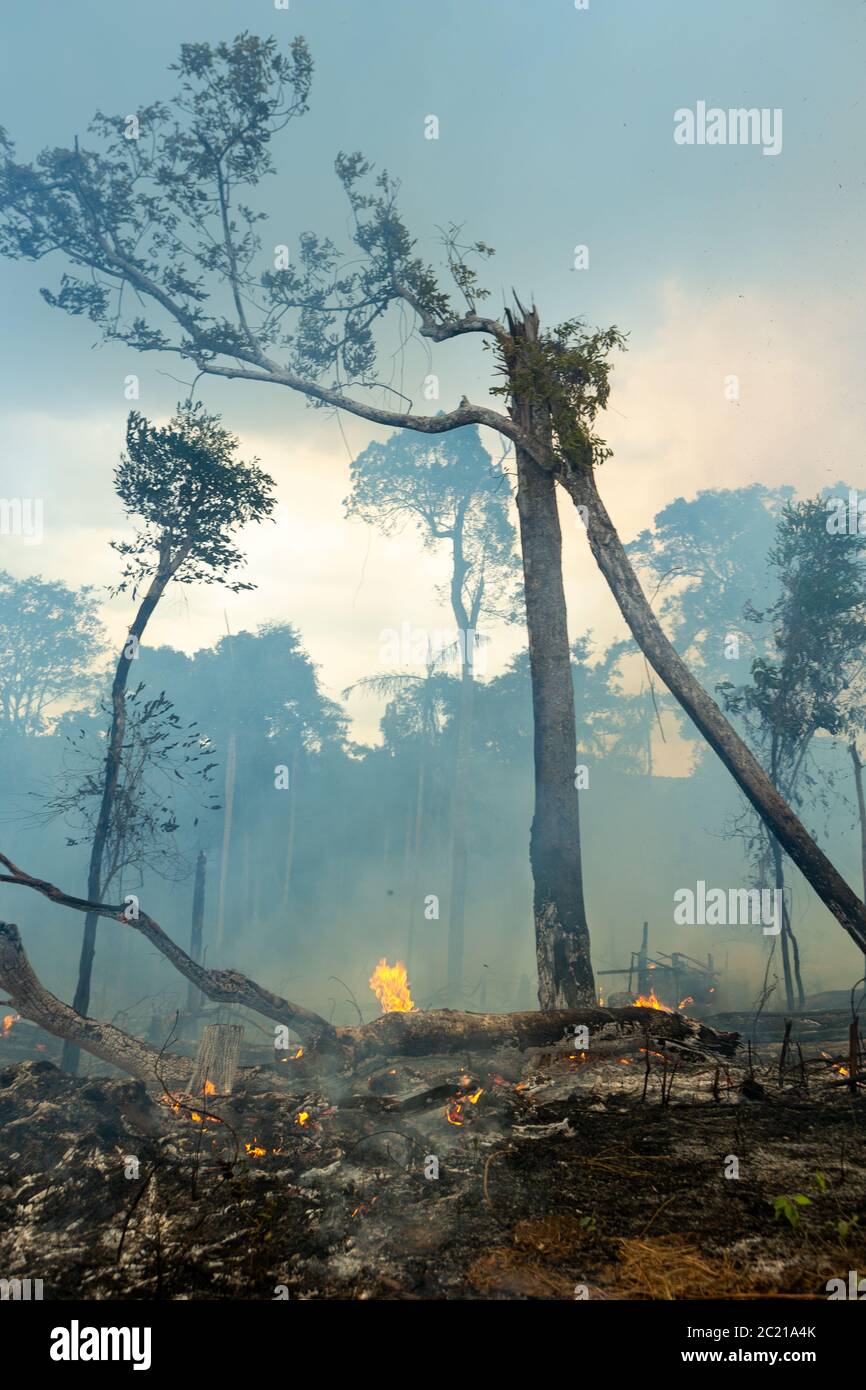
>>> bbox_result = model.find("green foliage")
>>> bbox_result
[0,34,313,360]
[627,485,791,691]
[772,1193,811,1227]
[491,320,626,471]
[43,687,221,890]
[0,29,619,465]
[718,496,866,799]
[345,425,520,629]
[0,572,106,734]
[112,402,276,595]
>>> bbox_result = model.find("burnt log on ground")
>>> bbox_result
[332,1004,738,1062]
[0,853,739,1077]
[710,1010,864,1045]
[0,918,738,1087]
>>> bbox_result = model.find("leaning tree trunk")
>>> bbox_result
[509,307,595,1008]
[770,837,795,1012]
[849,740,866,984]
[62,551,178,1074]
[558,462,866,957]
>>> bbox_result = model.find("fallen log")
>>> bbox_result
[332,1003,739,1062]
[0,916,738,1086]
[0,851,740,1069]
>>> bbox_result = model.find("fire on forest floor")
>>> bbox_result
[1,1008,865,1301]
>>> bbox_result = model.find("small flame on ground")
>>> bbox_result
[368,958,415,1014]
[677,996,694,1011]
[445,1081,484,1126]
[821,1051,853,1078]
[160,1094,220,1126]
[296,1110,310,1126]
[632,988,671,1012]
[202,1079,216,1096]
[2,1014,17,1037]
[245,1138,267,1157]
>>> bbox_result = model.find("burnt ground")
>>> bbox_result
[1,1014,865,1302]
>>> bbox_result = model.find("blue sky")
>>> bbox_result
[1,0,864,745]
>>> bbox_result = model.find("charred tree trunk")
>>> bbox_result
[559,463,866,958]
[62,548,180,1075]
[851,741,866,897]
[186,850,207,1017]
[771,837,795,1012]
[188,1022,242,1096]
[850,740,866,984]
[508,306,594,1008]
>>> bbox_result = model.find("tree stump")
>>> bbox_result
[188,1022,243,1096]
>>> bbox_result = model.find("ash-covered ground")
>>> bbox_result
[1,1017,865,1301]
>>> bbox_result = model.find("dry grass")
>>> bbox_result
[607,1235,756,1300]
[467,1246,575,1298]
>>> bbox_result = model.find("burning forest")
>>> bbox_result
[0,0,864,1368]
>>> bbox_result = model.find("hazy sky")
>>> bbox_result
[1,0,864,743]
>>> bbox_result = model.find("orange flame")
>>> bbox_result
[368,958,415,1014]
[296,1110,310,1126]
[2,1014,16,1037]
[445,1081,483,1125]
[632,988,671,1012]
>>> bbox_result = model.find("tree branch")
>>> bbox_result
[0,850,336,1045]
[0,919,190,1088]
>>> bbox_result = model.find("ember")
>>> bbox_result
[368,958,415,1013]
